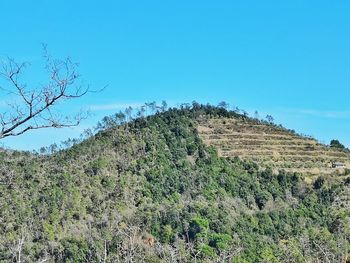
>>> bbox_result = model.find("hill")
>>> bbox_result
[0,104,349,262]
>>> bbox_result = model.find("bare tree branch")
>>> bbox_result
[0,47,94,139]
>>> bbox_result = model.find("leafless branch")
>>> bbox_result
[0,47,94,139]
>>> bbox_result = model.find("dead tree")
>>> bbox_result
[10,236,25,263]
[0,47,93,139]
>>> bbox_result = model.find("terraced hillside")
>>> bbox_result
[198,117,350,176]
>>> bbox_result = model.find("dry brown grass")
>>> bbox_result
[197,117,350,176]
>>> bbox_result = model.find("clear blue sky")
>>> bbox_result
[1,1,350,150]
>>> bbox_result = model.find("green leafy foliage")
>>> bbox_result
[330,139,346,150]
[0,103,348,262]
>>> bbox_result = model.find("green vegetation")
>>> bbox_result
[0,103,349,262]
[330,139,346,150]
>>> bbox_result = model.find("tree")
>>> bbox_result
[218,101,229,110]
[124,106,133,122]
[0,47,93,139]
[147,101,157,114]
[160,100,168,112]
[313,176,325,189]
[265,115,274,124]
[189,217,209,240]
[330,139,345,150]
[254,110,259,120]
[192,101,201,110]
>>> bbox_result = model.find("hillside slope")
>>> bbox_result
[198,117,350,176]
[0,105,349,263]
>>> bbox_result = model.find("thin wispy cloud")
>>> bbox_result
[285,109,350,120]
[89,102,144,111]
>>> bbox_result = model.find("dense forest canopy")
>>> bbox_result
[0,103,349,262]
